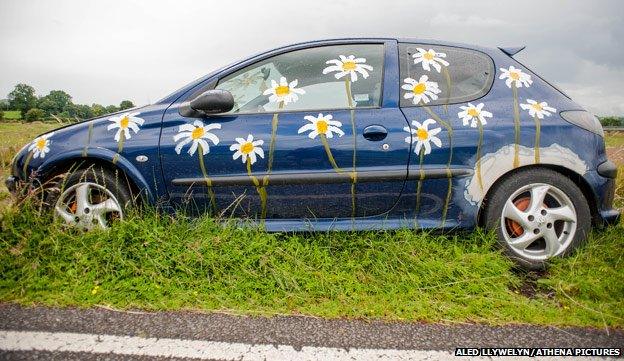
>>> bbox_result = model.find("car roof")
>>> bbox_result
[286,37,500,54]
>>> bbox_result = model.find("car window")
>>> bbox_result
[215,44,384,114]
[399,43,494,107]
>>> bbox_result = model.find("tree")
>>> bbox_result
[8,84,37,117]
[119,100,135,110]
[105,105,119,114]
[0,99,9,110]
[24,108,45,121]
[600,116,623,127]
[0,110,4,121]
[38,90,73,116]
[91,103,107,117]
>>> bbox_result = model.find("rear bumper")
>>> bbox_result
[600,209,620,226]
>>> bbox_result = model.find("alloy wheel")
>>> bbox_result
[54,182,123,230]
[500,183,577,261]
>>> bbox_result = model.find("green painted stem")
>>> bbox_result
[22,152,33,178]
[422,106,453,226]
[247,158,266,220]
[82,122,94,157]
[265,101,284,186]
[345,78,357,219]
[117,132,125,154]
[512,84,521,168]
[477,122,484,192]
[534,114,541,164]
[197,145,216,212]
[442,67,452,115]
[415,149,425,222]
[320,135,343,173]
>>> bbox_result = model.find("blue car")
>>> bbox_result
[7,38,619,268]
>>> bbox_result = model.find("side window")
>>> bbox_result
[215,44,384,114]
[399,43,494,107]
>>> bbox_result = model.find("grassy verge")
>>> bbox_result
[0,204,622,327]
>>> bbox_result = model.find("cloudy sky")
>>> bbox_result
[1,0,622,115]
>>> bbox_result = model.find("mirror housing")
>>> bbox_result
[179,89,234,117]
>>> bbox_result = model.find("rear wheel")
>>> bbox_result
[49,166,132,230]
[484,168,591,269]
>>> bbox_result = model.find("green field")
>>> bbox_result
[0,122,622,327]
[2,110,22,120]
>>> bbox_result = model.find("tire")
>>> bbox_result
[483,167,591,269]
[45,165,134,230]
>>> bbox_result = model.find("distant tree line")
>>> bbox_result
[599,116,624,127]
[0,83,135,122]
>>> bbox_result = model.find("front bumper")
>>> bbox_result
[5,175,18,194]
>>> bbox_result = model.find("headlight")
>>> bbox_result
[560,110,604,137]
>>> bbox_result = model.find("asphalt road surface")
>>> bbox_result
[0,303,621,360]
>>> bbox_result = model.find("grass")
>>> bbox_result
[0,205,622,327]
[0,121,60,197]
[0,123,622,327]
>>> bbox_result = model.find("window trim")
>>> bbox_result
[398,43,495,108]
[186,42,388,117]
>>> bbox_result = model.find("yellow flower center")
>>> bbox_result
[423,52,435,61]
[275,85,290,96]
[509,71,520,81]
[467,108,480,117]
[240,142,254,154]
[191,127,205,140]
[412,83,427,95]
[532,103,543,111]
[416,128,429,141]
[316,119,329,134]
[119,116,130,129]
[342,61,357,71]
[35,138,46,150]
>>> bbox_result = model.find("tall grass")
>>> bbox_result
[1,202,622,327]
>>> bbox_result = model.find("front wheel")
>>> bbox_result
[484,168,591,269]
[48,166,132,230]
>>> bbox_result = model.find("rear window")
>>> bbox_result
[399,43,494,107]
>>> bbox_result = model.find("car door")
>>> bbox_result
[159,40,411,219]
[396,42,496,224]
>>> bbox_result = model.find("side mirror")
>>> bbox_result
[190,89,234,114]
[179,89,234,117]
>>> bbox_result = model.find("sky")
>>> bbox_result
[1,0,623,115]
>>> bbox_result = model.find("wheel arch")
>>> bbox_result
[477,164,598,227]
[36,149,154,203]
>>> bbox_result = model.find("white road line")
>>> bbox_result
[0,330,612,361]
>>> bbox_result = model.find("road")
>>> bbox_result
[0,303,621,360]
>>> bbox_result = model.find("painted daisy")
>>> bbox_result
[297,113,344,139]
[173,120,221,156]
[520,99,556,119]
[322,55,374,82]
[499,65,532,88]
[262,76,305,105]
[107,112,144,142]
[230,134,265,165]
[28,132,54,159]
[403,119,442,155]
[412,48,449,73]
[458,103,493,128]
[402,75,441,105]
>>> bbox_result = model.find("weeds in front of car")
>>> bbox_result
[1,196,622,327]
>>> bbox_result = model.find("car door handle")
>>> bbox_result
[363,125,388,141]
